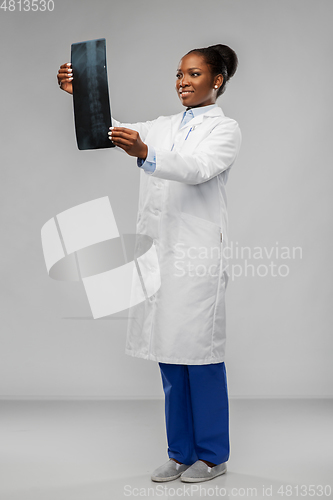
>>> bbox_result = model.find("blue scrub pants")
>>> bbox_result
[158,362,229,466]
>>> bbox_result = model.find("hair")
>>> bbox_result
[186,44,238,97]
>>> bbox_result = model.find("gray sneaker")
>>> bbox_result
[151,459,191,482]
[181,460,227,482]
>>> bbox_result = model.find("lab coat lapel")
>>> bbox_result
[167,106,224,151]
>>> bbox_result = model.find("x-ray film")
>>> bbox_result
[71,38,115,150]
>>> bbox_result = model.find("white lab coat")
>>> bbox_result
[112,105,241,364]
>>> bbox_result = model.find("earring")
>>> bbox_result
[214,85,218,89]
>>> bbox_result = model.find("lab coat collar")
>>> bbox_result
[176,105,224,130]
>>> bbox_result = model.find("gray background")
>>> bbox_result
[1,0,332,399]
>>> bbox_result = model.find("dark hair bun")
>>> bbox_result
[208,44,238,80]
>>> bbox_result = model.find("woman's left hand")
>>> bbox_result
[108,127,148,160]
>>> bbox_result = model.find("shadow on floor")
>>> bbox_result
[3,470,327,500]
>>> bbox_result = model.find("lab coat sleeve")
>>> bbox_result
[145,118,242,185]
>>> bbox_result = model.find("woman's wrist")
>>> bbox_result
[138,144,148,161]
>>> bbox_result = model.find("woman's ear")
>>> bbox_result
[215,74,224,88]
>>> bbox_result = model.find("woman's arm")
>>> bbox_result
[142,119,242,185]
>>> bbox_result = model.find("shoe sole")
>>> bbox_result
[181,467,227,483]
[151,473,182,482]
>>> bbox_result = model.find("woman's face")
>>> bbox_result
[176,53,222,108]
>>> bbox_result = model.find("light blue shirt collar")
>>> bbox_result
[185,103,217,118]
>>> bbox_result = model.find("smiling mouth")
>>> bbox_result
[179,90,194,96]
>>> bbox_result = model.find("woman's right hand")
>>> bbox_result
[57,62,73,94]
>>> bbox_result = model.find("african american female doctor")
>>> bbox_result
[57,43,241,483]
